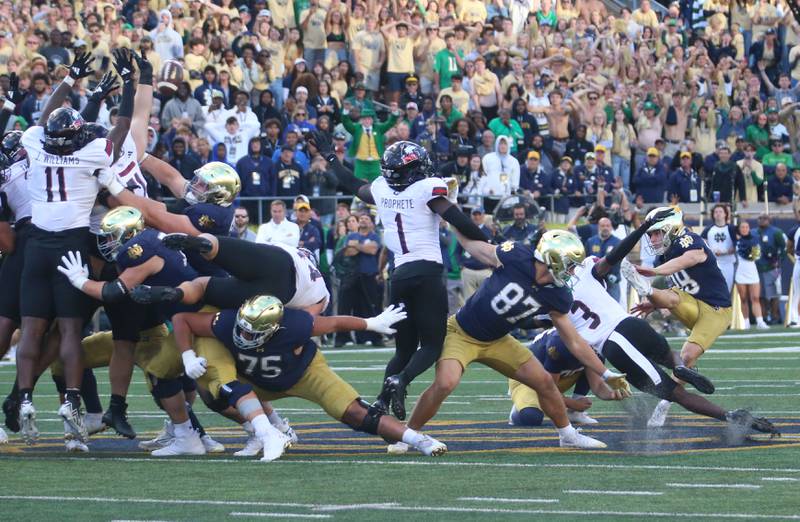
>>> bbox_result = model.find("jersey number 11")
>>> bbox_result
[45,167,67,202]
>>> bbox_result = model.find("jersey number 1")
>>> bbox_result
[45,167,67,202]
[395,214,409,254]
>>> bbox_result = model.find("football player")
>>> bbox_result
[621,206,733,427]
[400,230,629,450]
[15,52,132,444]
[171,295,449,459]
[322,138,489,420]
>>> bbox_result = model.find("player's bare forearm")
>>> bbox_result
[173,312,215,351]
[37,81,72,126]
[652,249,706,276]
[454,229,499,267]
[311,315,367,336]
[141,155,188,199]
[551,312,607,376]
[80,279,105,300]
[115,190,199,235]
[587,371,617,400]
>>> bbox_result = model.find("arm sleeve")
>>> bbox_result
[326,153,373,201]
[441,204,489,241]
[603,217,655,267]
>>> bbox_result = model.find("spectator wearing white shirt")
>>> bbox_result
[150,10,184,62]
[225,91,261,129]
[479,135,520,199]
[256,200,300,247]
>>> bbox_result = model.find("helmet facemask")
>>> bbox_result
[233,312,281,350]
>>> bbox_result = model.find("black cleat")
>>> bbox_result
[726,409,781,437]
[161,233,213,254]
[102,402,136,439]
[371,397,390,416]
[130,285,184,305]
[2,395,20,433]
[382,375,408,421]
[674,365,715,394]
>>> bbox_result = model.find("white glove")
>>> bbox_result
[97,168,125,196]
[364,304,407,335]
[181,350,208,379]
[56,250,89,289]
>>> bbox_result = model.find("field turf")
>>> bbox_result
[1,328,799,521]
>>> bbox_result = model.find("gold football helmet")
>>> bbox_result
[234,295,284,350]
[646,206,684,255]
[97,206,145,261]
[535,229,586,288]
[186,161,241,207]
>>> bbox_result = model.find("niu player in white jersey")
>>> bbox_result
[700,204,737,294]
[324,139,489,419]
[567,212,778,436]
[14,52,134,445]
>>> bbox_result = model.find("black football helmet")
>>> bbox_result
[381,141,434,190]
[1,131,26,165]
[44,107,88,155]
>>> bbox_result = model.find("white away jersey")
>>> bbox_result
[0,159,32,222]
[272,242,330,310]
[370,176,448,267]
[113,132,148,197]
[569,258,627,352]
[22,126,113,232]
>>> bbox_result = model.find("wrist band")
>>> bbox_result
[63,76,76,87]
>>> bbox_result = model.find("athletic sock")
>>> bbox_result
[81,369,102,414]
[51,375,67,395]
[109,394,126,410]
[743,319,751,329]
[556,424,578,439]
[186,403,206,437]
[242,421,254,434]
[251,415,272,438]
[173,419,193,438]
[267,410,282,426]
[19,388,32,403]
[9,380,19,400]
[401,428,424,446]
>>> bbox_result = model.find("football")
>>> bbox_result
[157,59,184,96]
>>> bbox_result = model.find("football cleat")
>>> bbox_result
[648,400,672,428]
[674,365,715,394]
[139,420,174,450]
[64,439,89,452]
[726,409,781,436]
[260,425,290,462]
[2,395,20,433]
[567,410,599,425]
[755,322,770,330]
[559,429,607,449]
[102,403,136,439]
[234,431,263,457]
[414,434,448,456]
[0,426,7,444]
[273,417,299,446]
[19,401,38,444]
[201,434,225,453]
[371,397,390,416]
[151,430,206,457]
[130,284,184,305]
[85,412,107,436]
[58,401,88,443]
[382,374,408,421]
[387,441,409,455]
[508,405,518,426]
[161,233,213,253]
[621,258,653,297]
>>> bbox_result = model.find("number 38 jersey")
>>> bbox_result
[455,241,572,342]
[370,176,449,267]
[22,126,113,232]
[211,307,318,392]
[658,231,731,308]
[569,258,627,352]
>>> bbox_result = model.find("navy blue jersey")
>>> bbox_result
[658,231,731,308]
[211,308,318,392]
[455,241,573,342]
[184,203,234,277]
[530,329,584,377]
[736,233,760,260]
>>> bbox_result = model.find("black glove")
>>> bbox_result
[132,49,154,86]
[112,48,135,84]
[309,130,333,157]
[68,52,94,80]
[89,72,120,102]
[7,72,26,105]
[644,207,676,228]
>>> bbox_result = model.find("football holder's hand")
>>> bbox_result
[68,52,94,80]
[181,350,208,379]
[364,303,407,335]
[611,377,633,399]
[57,250,90,290]
[602,369,630,393]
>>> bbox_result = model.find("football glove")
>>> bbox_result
[89,72,120,102]
[181,350,208,379]
[68,52,94,80]
[364,304,407,335]
[112,48,135,84]
[57,250,89,290]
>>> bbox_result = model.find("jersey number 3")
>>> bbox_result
[45,167,67,202]
[490,282,541,323]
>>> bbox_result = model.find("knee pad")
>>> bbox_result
[181,374,197,393]
[149,375,183,399]
[354,398,383,435]
[219,380,253,408]
[513,407,545,427]
[197,387,228,413]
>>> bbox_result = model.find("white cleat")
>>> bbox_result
[568,410,599,425]
[0,426,8,444]
[139,420,174,450]
[273,417,299,447]
[85,412,107,436]
[58,401,88,443]
[648,400,672,428]
[508,405,518,426]
[201,434,226,453]
[387,441,409,455]
[621,259,653,297]
[234,430,263,457]
[559,430,607,449]
[259,425,290,462]
[151,430,206,456]
[414,434,448,456]
[64,421,89,452]
[755,322,770,330]
[19,401,39,445]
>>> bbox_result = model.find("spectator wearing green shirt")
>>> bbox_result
[746,113,771,160]
[761,138,795,174]
[433,32,465,91]
[437,94,463,128]
[487,108,525,154]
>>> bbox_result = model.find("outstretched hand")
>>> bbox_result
[112,48,135,84]
[68,52,94,80]
[90,72,120,100]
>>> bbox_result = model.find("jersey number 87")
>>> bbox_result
[490,282,542,324]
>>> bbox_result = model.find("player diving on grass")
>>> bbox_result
[621,206,734,427]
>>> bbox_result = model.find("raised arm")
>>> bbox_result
[38,52,95,126]
[428,197,488,241]
[131,50,155,161]
[593,207,675,277]
[107,48,136,162]
[80,72,120,123]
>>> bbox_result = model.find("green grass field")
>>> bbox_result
[1,329,799,521]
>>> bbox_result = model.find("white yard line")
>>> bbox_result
[761,477,800,482]
[457,497,559,504]
[563,489,663,496]
[665,483,761,489]
[230,513,331,519]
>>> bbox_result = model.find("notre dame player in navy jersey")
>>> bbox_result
[400,230,632,451]
[171,295,449,459]
[622,206,733,427]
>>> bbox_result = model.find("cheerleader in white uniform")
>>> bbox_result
[735,220,769,329]
[701,204,737,294]
[787,224,800,326]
